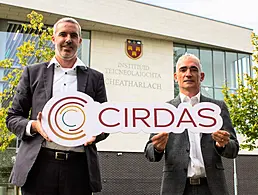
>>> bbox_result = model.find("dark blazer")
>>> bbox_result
[6,62,108,192]
[145,95,239,195]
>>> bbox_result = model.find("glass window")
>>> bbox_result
[201,86,213,98]
[238,53,251,86]
[251,56,256,78]
[0,32,7,60]
[186,46,199,58]
[229,89,236,95]
[174,83,179,97]
[213,51,225,88]
[226,52,237,89]
[214,88,224,100]
[174,44,186,68]
[173,44,186,97]
[0,82,4,93]
[200,48,213,87]
[78,31,90,66]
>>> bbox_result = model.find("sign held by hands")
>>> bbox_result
[41,92,222,146]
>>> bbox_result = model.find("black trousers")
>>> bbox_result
[21,148,92,195]
[183,178,212,195]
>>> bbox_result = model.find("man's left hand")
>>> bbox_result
[84,136,96,146]
[212,130,230,148]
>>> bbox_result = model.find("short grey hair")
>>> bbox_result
[176,53,202,71]
[53,17,82,37]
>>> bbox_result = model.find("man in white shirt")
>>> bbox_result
[6,17,108,195]
[144,53,239,195]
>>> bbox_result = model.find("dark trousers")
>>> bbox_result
[183,178,212,195]
[21,148,92,195]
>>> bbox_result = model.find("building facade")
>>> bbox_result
[0,0,257,194]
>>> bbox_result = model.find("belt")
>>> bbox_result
[39,148,86,161]
[187,177,207,185]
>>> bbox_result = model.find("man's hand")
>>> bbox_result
[151,132,169,152]
[31,112,51,141]
[84,136,96,146]
[212,130,230,148]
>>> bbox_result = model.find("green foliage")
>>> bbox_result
[222,32,258,151]
[0,11,54,151]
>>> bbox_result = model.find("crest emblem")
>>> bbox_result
[125,39,143,59]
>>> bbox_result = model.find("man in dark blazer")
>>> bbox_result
[6,17,108,195]
[145,53,239,195]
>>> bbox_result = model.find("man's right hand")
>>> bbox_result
[31,112,51,141]
[151,132,169,152]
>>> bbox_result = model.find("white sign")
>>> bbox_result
[42,92,222,146]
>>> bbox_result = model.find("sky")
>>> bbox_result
[137,0,258,33]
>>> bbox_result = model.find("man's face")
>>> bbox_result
[52,22,82,61]
[174,58,205,94]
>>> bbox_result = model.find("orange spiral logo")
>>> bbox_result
[47,96,88,143]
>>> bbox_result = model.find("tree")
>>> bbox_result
[222,32,258,151]
[0,11,54,151]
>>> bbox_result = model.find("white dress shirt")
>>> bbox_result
[179,92,206,178]
[25,57,87,152]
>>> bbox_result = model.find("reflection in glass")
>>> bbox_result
[251,56,256,78]
[214,88,224,100]
[229,89,236,95]
[201,86,213,98]
[186,46,199,58]
[174,44,186,96]
[226,52,237,89]
[174,44,186,68]
[78,31,90,66]
[238,53,251,86]
[213,51,225,88]
[200,48,212,87]
[173,83,179,97]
